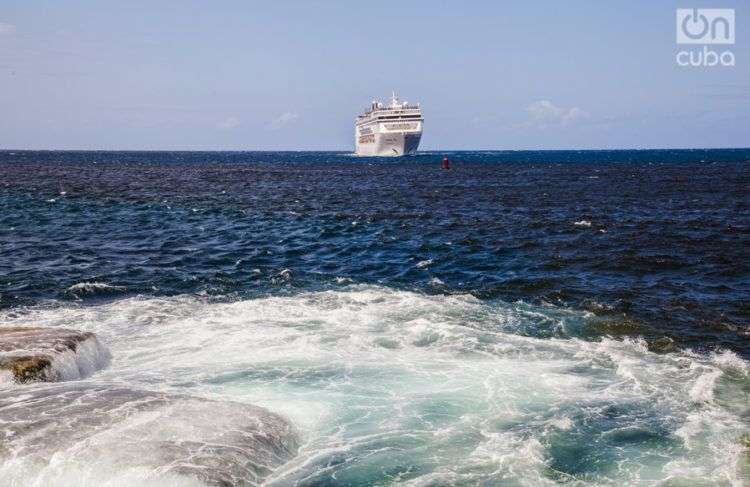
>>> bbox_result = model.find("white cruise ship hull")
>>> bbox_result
[356,129,422,157]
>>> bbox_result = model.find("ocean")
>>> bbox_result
[0,149,748,485]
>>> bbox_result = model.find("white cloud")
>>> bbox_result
[524,100,588,127]
[0,22,17,35]
[216,116,241,130]
[267,112,299,130]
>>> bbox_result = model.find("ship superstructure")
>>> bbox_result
[355,92,423,156]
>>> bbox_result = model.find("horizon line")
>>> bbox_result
[1,147,749,153]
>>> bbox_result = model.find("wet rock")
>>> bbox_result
[741,434,750,478]
[649,336,675,353]
[0,383,298,486]
[0,326,110,383]
[1,355,52,382]
[584,317,643,336]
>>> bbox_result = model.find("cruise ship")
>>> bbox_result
[355,92,423,156]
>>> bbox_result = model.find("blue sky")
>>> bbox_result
[0,1,747,150]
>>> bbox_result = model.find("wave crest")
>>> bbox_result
[2,286,748,485]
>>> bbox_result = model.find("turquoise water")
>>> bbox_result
[0,150,748,485]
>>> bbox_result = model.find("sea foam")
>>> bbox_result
[2,286,748,486]
[0,327,110,383]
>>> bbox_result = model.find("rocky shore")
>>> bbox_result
[0,326,108,382]
[0,325,298,486]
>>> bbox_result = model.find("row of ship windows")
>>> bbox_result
[358,116,421,123]
[375,115,422,120]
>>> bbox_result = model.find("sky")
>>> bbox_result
[0,1,747,150]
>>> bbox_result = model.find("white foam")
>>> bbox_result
[689,368,721,404]
[549,416,574,431]
[0,369,14,384]
[50,334,112,381]
[2,286,748,485]
[0,329,111,384]
[711,349,749,373]
[573,220,592,227]
[271,269,293,284]
[0,385,295,487]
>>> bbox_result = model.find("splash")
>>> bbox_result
[2,286,748,485]
[66,282,126,298]
[0,327,110,383]
[0,384,297,486]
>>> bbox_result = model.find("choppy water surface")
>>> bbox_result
[1,150,749,486]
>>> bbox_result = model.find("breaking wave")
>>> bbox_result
[0,328,110,383]
[65,282,126,298]
[47,333,111,381]
[1,285,748,485]
[0,384,297,486]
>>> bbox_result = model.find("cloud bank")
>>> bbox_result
[0,22,16,35]
[217,116,241,130]
[268,112,299,130]
[524,100,588,127]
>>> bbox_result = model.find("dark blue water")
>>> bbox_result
[1,149,748,356]
[2,149,750,485]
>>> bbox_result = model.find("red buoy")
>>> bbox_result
[442,155,450,170]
